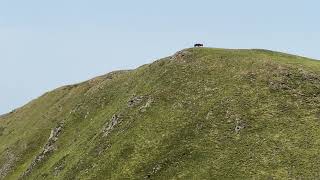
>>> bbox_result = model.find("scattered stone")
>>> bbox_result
[244,71,257,83]
[102,114,122,137]
[128,96,144,107]
[235,125,244,133]
[139,98,154,112]
[268,80,290,91]
[171,50,192,61]
[145,174,151,179]
[52,155,69,176]
[53,164,64,176]
[152,164,161,174]
[127,95,154,112]
[235,119,246,133]
[0,150,16,179]
[172,102,183,109]
[84,111,90,119]
[145,164,162,179]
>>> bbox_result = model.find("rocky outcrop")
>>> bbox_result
[102,114,122,137]
[102,96,154,138]
[170,50,192,62]
[128,95,154,112]
[0,150,16,179]
[128,96,144,107]
[139,98,153,112]
[22,122,64,177]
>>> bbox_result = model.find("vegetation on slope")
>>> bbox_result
[1,48,320,179]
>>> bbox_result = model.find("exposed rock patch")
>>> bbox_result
[242,71,257,84]
[0,150,16,179]
[235,119,246,133]
[128,96,144,107]
[268,66,320,97]
[102,114,122,137]
[128,95,154,112]
[139,98,154,112]
[52,155,69,176]
[170,50,192,62]
[145,164,162,179]
[90,70,132,82]
[22,122,64,177]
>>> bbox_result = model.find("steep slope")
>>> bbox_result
[1,48,320,179]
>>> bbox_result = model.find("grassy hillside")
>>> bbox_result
[1,48,320,179]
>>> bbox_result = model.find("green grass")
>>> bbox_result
[1,48,320,179]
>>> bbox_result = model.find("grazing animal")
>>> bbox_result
[194,43,204,47]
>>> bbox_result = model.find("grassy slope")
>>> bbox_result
[1,48,320,179]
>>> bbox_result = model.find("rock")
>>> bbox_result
[84,111,90,119]
[128,95,154,112]
[103,114,122,137]
[152,164,161,173]
[171,50,192,61]
[53,162,65,176]
[0,150,16,179]
[235,119,246,133]
[235,125,244,133]
[139,98,154,112]
[145,164,161,179]
[128,96,144,107]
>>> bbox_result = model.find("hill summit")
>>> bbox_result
[1,48,320,179]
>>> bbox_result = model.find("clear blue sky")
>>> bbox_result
[0,0,319,114]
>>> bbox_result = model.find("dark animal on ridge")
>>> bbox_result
[194,44,204,47]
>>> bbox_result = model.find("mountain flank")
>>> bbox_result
[1,48,320,179]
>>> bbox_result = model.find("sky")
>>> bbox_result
[0,0,320,114]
